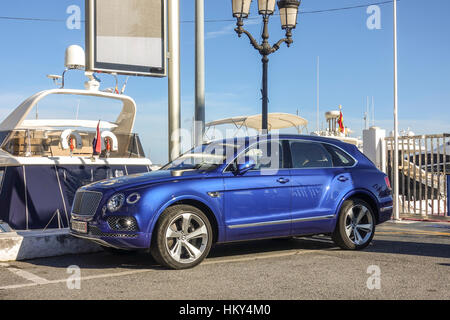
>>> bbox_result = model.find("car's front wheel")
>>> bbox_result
[332,198,376,250]
[150,205,213,270]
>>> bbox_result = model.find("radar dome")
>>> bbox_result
[65,45,85,70]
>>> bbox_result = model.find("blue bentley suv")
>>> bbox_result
[70,135,393,269]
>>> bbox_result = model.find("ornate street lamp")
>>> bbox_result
[232,0,301,131]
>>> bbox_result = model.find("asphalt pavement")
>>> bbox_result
[0,220,449,300]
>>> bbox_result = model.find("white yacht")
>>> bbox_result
[0,47,152,230]
[311,110,363,150]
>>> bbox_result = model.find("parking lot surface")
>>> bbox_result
[0,220,449,300]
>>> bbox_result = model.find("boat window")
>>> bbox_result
[24,95,123,123]
[289,140,333,169]
[0,169,4,195]
[0,132,10,147]
[322,144,356,167]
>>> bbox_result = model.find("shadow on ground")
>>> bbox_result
[368,239,450,259]
[14,231,450,271]
[18,237,334,271]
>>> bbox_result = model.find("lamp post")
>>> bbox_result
[232,0,301,132]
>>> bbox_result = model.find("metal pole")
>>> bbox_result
[367,96,370,128]
[316,56,320,132]
[262,55,269,133]
[372,96,375,127]
[168,0,181,161]
[194,0,205,146]
[393,0,400,220]
[260,16,270,133]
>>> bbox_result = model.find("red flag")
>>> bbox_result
[69,137,74,152]
[338,110,344,133]
[94,121,102,155]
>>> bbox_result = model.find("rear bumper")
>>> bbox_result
[378,205,393,224]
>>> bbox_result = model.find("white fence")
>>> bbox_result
[385,134,449,220]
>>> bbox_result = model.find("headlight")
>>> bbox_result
[107,193,125,212]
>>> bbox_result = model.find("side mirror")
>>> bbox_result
[235,159,256,175]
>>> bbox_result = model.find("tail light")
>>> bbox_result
[384,176,392,190]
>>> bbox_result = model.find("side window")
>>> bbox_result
[322,144,356,167]
[289,140,333,168]
[235,140,284,171]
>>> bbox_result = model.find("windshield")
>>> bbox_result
[162,141,242,171]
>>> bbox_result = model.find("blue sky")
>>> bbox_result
[0,0,449,164]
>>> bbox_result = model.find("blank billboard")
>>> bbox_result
[86,0,166,77]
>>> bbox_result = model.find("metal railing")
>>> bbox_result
[385,134,450,220]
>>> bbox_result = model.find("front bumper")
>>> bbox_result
[70,220,151,249]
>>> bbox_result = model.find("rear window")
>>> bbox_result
[289,141,333,168]
[322,144,356,167]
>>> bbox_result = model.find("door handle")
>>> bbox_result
[277,178,290,184]
[338,176,349,182]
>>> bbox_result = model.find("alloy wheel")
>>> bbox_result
[165,213,209,264]
[344,204,374,246]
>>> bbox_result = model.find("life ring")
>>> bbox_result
[101,131,118,152]
[61,129,83,150]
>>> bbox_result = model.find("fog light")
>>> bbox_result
[107,216,138,232]
[117,218,132,229]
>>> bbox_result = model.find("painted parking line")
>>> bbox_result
[0,266,163,291]
[0,249,323,291]
[203,249,323,266]
[0,263,50,287]
[0,268,153,291]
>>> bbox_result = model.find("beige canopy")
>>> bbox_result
[205,113,308,132]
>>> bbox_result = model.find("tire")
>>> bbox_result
[101,246,137,255]
[150,205,213,270]
[332,198,376,250]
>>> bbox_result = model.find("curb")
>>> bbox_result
[0,229,102,262]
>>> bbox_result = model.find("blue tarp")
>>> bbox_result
[0,164,149,230]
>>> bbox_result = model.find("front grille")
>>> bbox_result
[89,226,138,238]
[72,191,103,216]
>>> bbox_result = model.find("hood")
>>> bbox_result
[82,169,209,191]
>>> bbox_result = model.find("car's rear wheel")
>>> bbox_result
[150,205,213,270]
[332,198,375,250]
